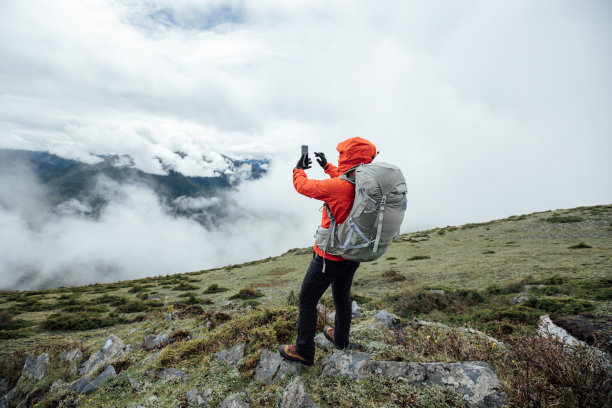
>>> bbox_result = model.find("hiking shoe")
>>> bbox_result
[279,345,314,366]
[323,326,343,349]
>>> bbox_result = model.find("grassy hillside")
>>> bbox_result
[1,205,610,407]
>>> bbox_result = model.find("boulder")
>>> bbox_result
[322,350,506,407]
[351,301,362,318]
[217,394,249,408]
[79,335,131,376]
[214,343,246,366]
[143,333,169,350]
[254,349,300,384]
[60,348,83,375]
[274,376,318,408]
[538,315,585,347]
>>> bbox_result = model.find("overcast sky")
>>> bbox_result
[1,0,611,288]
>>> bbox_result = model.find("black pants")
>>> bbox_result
[296,253,360,360]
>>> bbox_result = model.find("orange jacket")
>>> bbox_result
[293,137,377,260]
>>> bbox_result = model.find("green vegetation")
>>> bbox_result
[203,283,230,294]
[0,204,610,407]
[229,287,264,300]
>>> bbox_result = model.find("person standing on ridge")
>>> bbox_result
[279,137,378,366]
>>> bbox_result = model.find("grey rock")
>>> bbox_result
[142,351,162,366]
[21,354,35,378]
[511,293,528,305]
[368,361,427,382]
[164,313,173,322]
[214,342,246,366]
[143,332,169,350]
[0,396,8,408]
[370,310,401,329]
[351,301,362,317]
[155,367,189,382]
[275,376,318,408]
[255,349,301,384]
[91,365,116,388]
[186,389,209,406]
[321,351,371,380]
[60,348,83,375]
[69,365,117,395]
[420,361,505,408]
[79,335,131,376]
[428,289,445,295]
[0,378,7,395]
[32,352,50,380]
[538,314,585,347]
[314,333,334,350]
[217,394,249,408]
[129,328,139,335]
[326,312,335,324]
[50,379,65,393]
[69,376,97,394]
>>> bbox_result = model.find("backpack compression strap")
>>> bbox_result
[372,195,387,253]
[321,203,336,273]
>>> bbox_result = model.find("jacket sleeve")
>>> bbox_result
[293,168,341,201]
[323,163,341,178]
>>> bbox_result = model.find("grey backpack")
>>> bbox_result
[315,162,407,263]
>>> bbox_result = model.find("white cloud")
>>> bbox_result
[0,0,611,287]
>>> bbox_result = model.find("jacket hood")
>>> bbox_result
[336,137,377,173]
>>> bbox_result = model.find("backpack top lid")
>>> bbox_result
[341,162,406,195]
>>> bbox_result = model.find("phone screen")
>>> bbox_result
[301,145,308,156]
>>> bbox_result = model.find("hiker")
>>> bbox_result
[279,137,378,366]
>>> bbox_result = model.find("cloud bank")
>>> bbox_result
[0,0,610,288]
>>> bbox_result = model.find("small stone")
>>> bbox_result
[428,289,445,295]
[143,333,169,350]
[214,342,245,366]
[164,313,173,322]
[217,394,249,408]
[50,379,65,393]
[327,312,335,324]
[142,351,162,366]
[351,301,362,317]
[155,367,189,382]
[69,376,97,394]
[274,376,318,408]
[129,328,138,335]
[511,294,528,305]
[186,389,208,406]
[370,310,401,329]
[314,333,334,350]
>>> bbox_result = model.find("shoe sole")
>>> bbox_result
[279,346,313,366]
[323,326,341,348]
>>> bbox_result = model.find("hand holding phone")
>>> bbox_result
[296,145,312,170]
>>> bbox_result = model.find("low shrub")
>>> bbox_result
[173,282,199,291]
[509,335,611,407]
[545,215,583,223]
[382,269,406,281]
[229,288,264,300]
[407,255,430,261]
[203,284,229,294]
[41,312,124,331]
[568,242,592,249]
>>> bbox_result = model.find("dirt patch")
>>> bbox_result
[550,313,612,354]
[251,279,290,288]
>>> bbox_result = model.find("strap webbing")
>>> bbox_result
[372,195,386,253]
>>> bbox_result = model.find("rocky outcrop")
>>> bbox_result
[314,333,334,350]
[254,349,301,384]
[79,335,132,376]
[275,376,318,408]
[214,342,246,366]
[322,350,506,407]
[17,353,50,383]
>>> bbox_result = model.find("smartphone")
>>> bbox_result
[301,145,308,167]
